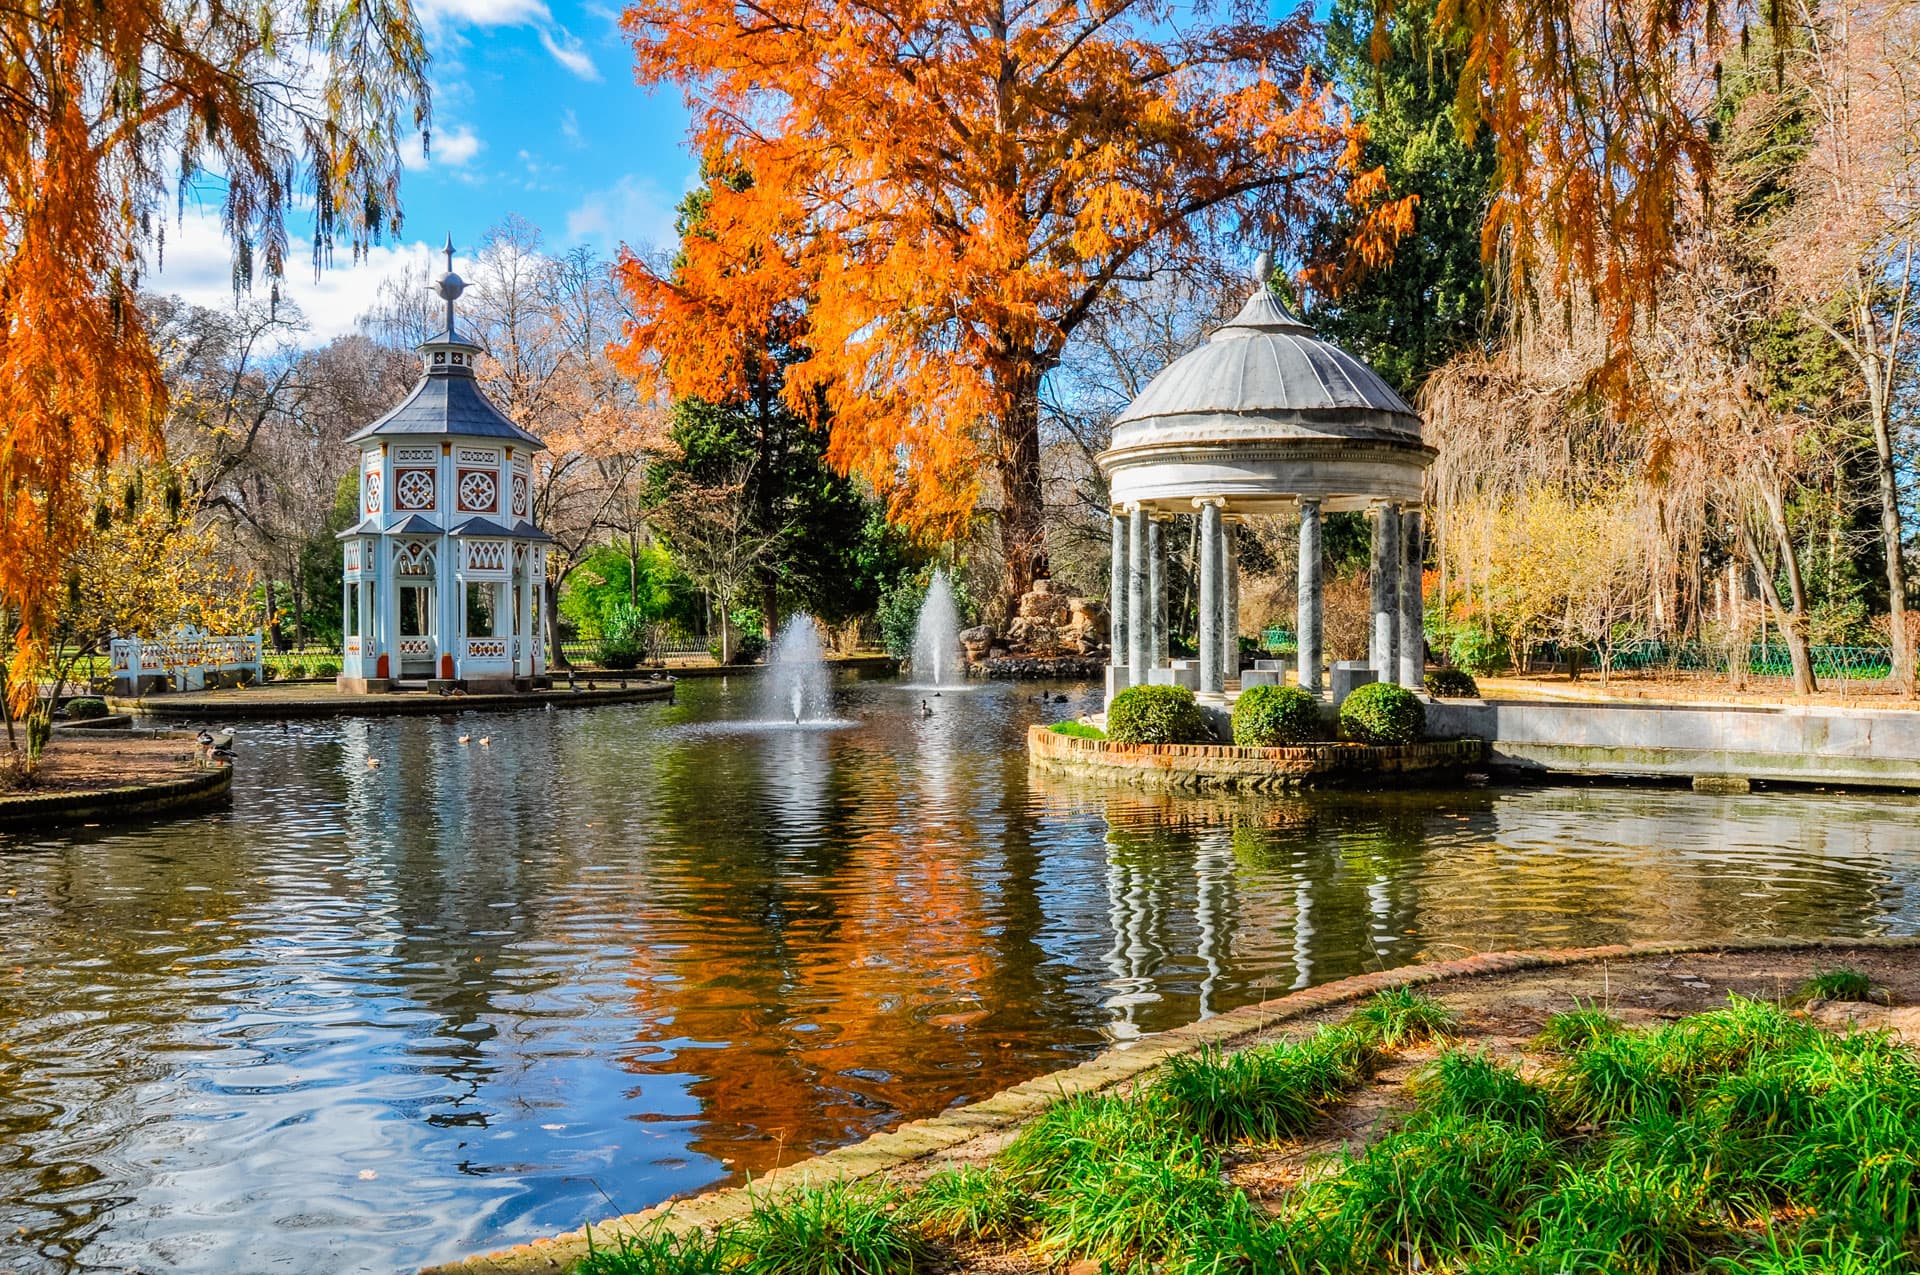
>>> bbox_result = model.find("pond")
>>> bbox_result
[2,674,1918,1273]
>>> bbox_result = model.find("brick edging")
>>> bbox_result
[420,935,1920,1275]
[111,682,676,720]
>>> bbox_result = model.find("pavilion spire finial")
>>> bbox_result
[433,235,468,336]
[1252,249,1275,289]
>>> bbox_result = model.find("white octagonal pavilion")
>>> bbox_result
[1096,257,1433,703]
[337,244,550,694]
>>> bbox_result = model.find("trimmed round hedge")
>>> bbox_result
[1106,684,1211,745]
[1338,682,1426,745]
[1424,667,1480,699]
[1232,685,1321,746]
[63,696,109,720]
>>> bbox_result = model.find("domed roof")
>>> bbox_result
[1108,286,1420,448]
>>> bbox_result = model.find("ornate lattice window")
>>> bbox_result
[457,470,497,512]
[395,469,435,510]
[511,473,528,518]
[363,468,382,514]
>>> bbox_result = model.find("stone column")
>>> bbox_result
[1127,504,1149,684]
[1222,521,1240,685]
[1109,510,1127,684]
[1197,500,1223,694]
[1298,498,1323,694]
[1148,517,1168,669]
[1369,500,1400,684]
[1398,506,1425,688]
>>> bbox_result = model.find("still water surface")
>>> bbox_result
[3,675,1918,1272]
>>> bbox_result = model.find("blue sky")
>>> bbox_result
[155,0,698,342]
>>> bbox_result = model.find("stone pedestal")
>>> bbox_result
[1332,661,1377,707]
[1239,669,1281,689]
[1150,665,1199,690]
[1106,665,1131,699]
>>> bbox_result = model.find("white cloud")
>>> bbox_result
[401,124,484,171]
[417,0,599,79]
[564,173,684,255]
[417,0,547,24]
[150,208,437,346]
[537,25,600,80]
[560,108,583,147]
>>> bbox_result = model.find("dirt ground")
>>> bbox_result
[945,947,1920,1275]
[3,733,206,794]
[1480,674,1920,711]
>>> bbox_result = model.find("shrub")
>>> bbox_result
[1049,721,1106,740]
[600,602,653,670]
[1106,684,1211,745]
[1425,667,1480,699]
[1232,684,1320,746]
[1448,626,1510,676]
[1339,682,1426,744]
[284,660,310,680]
[310,661,340,679]
[63,697,109,720]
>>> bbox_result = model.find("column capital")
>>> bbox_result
[1297,494,1323,509]
[1191,496,1227,510]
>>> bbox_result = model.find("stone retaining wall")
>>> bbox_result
[420,935,1920,1275]
[1426,698,1920,789]
[1026,723,1486,790]
[0,762,232,830]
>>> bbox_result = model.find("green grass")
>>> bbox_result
[732,1181,928,1274]
[1534,1002,1622,1052]
[1798,968,1874,1003]
[1409,1050,1552,1132]
[1350,986,1459,1049]
[574,1221,732,1275]
[1155,1025,1378,1144]
[572,995,1920,1275]
[1047,720,1106,739]
[902,1166,1032,1242]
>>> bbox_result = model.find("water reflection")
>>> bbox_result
[1,678,1917,1273]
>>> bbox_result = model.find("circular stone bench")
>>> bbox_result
[1027,723,1486,790]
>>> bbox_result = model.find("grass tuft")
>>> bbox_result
[1411,1050,1552,1132]
[1798,968,1874,1003]
[1033,1139,1250,1267]
[1535,1003,1622,1053]
[901,1165,1033,1243]
[1155,1025,1378,1145]
[573,1220,732,1275]
[733,1180,927,1275]
[1350,986,1458,1049]
[1047,721,1106,740]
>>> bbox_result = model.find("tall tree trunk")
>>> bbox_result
[996,374,1045,625]
[761,575,779,639]
[1740,520,1816,696]
[546,572,570,670]
[1866,364,1912,696]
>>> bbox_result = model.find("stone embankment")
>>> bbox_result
[0,734,232,830]
[1426,696,1920,789]
[1026,723,1485,790]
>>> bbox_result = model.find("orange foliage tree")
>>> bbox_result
[1382,0,1774,367]
[615,0,1413,609]
[0,0,429,711]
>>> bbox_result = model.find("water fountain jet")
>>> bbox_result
[908,570,967,690]
[756,615,835,726]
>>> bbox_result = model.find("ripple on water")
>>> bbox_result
[1,678,1917,1272]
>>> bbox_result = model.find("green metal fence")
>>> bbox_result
[1533,639,1910,688]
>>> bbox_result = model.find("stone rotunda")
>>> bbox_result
[1096,254,1433,705]
[337,242,551,694]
